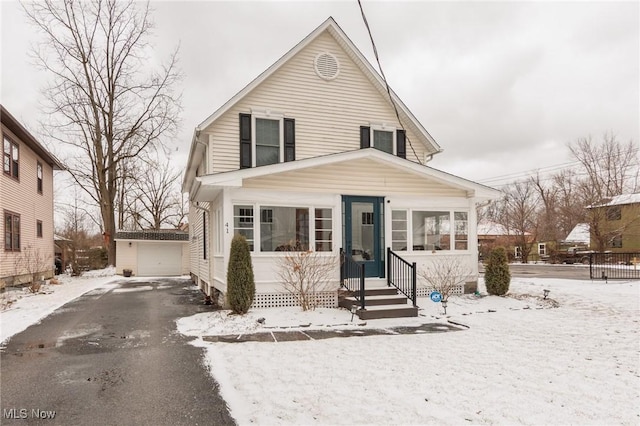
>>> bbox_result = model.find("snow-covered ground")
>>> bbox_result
[178,277,640,425]
[0,267,119,344]
[2,269,638,424]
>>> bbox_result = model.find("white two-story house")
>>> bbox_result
[182,18,499,316]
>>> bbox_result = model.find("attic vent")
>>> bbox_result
[314,52,339,80]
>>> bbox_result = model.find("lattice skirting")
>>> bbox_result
[252,291,338,309]
[416,285,464,297]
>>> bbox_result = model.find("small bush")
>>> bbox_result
[485,246,511,295]
[226,234,255,314]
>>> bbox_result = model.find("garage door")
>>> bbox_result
[137,242,183,276]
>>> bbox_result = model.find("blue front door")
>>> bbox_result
[343,196,384,278]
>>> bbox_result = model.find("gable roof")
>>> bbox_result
[192,148,500,202]
[1,105,65,170]
[563,223,590,244]
[183,17,441,191]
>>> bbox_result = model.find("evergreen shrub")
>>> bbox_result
[226,234,255,314]
[485,246,511,296]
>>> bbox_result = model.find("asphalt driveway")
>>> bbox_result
[0,278,234,425]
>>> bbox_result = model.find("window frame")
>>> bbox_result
[538,243,546,256]
[606,206,621,221]
[251,111,284,167]
[370,125,396,155]
[396,208,470,253]
[37,161,43,194]
[233,204,334,253]
[36,220,43,238]
[4,210,21,252]
[3,136,19,180]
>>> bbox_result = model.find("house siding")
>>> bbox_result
[1,124,56,284]
[242,158,467,198]
[206,32,429,174]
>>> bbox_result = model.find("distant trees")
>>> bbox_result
[485,133,639,260]
[24,0,182,265]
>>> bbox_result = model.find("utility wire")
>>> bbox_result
[357,0,423,165]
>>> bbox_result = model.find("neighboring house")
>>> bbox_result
[182,18,500,312]
[477,221,540,261]
[588,194,640,252]
[114,230,189,277]
[562,223,590,249]
[1,105,64,286]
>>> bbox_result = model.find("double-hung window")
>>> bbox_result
[360,125,406,158]
[3,136,19,179]
[4,211,20,251]
[37,162,43,194]
[255,118,281,166]
[373,129,394,154]
[239,111,295,169]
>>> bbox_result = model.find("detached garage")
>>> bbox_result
[115,230,189,277]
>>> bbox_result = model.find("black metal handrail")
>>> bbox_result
[590,252,640,280]
[387,248,417,307]
[340,248,366,310]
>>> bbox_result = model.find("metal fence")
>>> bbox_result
[589,252,640,280]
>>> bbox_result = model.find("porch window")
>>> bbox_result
[454,212,468,250]
[315,208,332,252]
[412,211,450,251]
[260,206,309,251]
[391,210,407,251]
[234,205,254,250]
[4,211,20,251]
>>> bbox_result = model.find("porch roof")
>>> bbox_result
[193,148,500,202]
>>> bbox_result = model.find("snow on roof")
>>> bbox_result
[590,193,640,208]
[563,223,590,244]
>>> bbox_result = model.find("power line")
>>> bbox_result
[357,0,423,165]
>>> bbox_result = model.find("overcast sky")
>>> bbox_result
[1,1,638,190]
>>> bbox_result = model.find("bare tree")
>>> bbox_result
[24,0,182,264]
[569,134,639,250]
[276,250,337,311]
[569,134,639,204]
[418,256,472,303]
[127,155,183,230]
[494,180,540,263]
[14,246,53,293]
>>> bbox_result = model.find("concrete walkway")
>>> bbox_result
[203,322,466,343]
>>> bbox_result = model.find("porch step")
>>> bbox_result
[340,295,408,307]
[357,305,419,320]
[338,285,418,320]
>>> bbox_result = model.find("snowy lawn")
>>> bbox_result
[177,277,640,425]
[0,267,120,344]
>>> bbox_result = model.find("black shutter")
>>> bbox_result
[239,113,252,169]
[360,126,370,149]
[284,118,295,162]
[397,129,406,159]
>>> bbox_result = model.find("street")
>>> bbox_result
[480,262,593,280]
[1,278,234,426]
